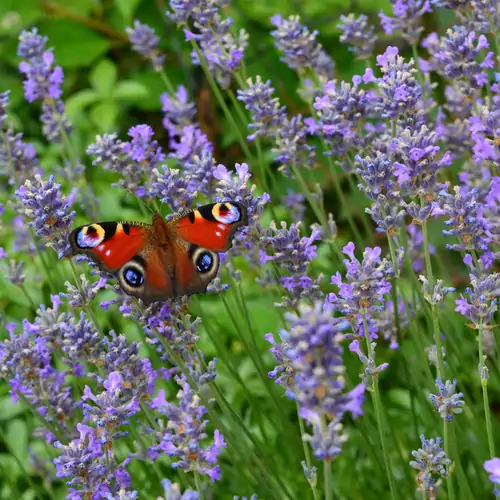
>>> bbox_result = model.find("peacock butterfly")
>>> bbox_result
[68,202,247,303]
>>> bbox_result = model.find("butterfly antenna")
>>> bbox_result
[124,187,156,217]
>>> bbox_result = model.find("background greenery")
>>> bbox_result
[0,0,495,499]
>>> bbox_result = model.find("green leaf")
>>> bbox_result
[65,89,99,119]
[127,69,165,110]
[0,397,23,421]
[0,0,41,35]
[90,101,119,133]
[90,59,117,96]
[116,0,143,23]
[39,20,109,68]
[5,419,28,461]
[113,80,149,101]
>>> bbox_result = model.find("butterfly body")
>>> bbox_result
[69,202,247,303]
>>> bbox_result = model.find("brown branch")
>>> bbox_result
[39,1,129,43]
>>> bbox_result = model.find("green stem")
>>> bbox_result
[296,403,319,500]
[189,41,253,161]
[290,163,342,263]
[159,69,176,94]
[132,299,289,497]
[478,319,496,458]
[194,472,205,500]
[421,216,444,379]
[68,260,105,337]
[444,421,456,500]
[362,314,397,500]
[320,415,334,500]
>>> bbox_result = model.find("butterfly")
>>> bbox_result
[68,202,247,304]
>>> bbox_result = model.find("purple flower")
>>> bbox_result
[262,221,320,271]
[150,167,198,211]
[17,28,47,58]
[338,14,377,60]
[267,302,365,460]
[455,254,500,326]
[419,275,455,304]
[178,3,247,88]
[327,242,392,321]
[160,480,199,500]
[469,82,500,166]
[356,153,399,202]
[167,0,206,24]
[274,115,316,175]
[429,378,465,421]
[437,186,491,252]
[278,302,349,414]
[87,125,165,195]
[126,20,165,70]
[484,458,500,496]
[310,77,374,158]
[62,274,107,308]
[15,174,75,258]
[18,48,63,102]
[61,312,105,369]
[270,14,335,79]
[372,46,422,121]
[282,189,306,222]
[380,0,432,45]
[237,77,286,141]
[82,372,140,442]
[429,27,494,90]
[17,29,71,143]
[237,77,315,173]
[390,125,450,221]
[150,376,226,481]
[54,423,132,498]
[0,91,39,184]
[169,124,213,164]
[161,85,197,138]
[0,324,75,433]
[103,332,157,400]
[302,413,347,461]
[410,435,451,497]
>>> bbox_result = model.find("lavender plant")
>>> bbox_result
[0,0,499,498]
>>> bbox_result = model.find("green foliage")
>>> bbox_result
[0,1,498,500]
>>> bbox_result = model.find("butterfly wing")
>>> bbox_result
[68,202,247,303]
[167,202,247,296]
[173,201,248,252]
[69,221,149,272]
[69,220,174,303]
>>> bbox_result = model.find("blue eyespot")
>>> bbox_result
[196,252,213,273]
[124,267,144,287]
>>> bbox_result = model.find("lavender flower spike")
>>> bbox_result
[270,14,335,79]
[410,434,451,497]
[429,378,465,421]
[15,174,75,258]
[380,0,432,45]
[338,14,377,60]
[17,28,71,143]
[126,20,165,71]
[484,458,500,497]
